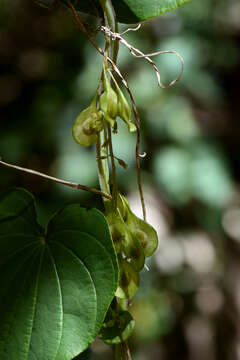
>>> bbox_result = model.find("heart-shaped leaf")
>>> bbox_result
[59,0,192,24]
[0,188,118,360]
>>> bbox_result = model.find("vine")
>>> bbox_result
[0,0,191,359]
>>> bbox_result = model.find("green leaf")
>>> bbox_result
[112,0,193,23]
[0,188,118,360]
[59,0,192,24]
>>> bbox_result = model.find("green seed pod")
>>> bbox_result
[100,69,118,127]
[117,89,136,133]
[72,95,103,146]
[119,195,158,258]
[117,193,128,222]
[115,258,139,299]
[107,208,145,271]
[99,310,135,345]
[110,72,137,133]
[121,229,145,271]
[82,111,103,135]
[106,211,125,254]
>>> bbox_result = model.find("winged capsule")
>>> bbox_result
[119,194,158,258]
[99,69,118,127]
[106,210,125,254]
[110,72,137,133]
[99,308,135,345]
[106,208,145,271]
[72,94,103,146]
[121,225,145,271]
[115,258,139,299]
[118,92,136,133]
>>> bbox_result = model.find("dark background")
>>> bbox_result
[1,0,240,359]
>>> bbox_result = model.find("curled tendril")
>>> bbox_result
[100,25,184,89]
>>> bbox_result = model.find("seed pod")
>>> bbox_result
[119,195,158,258]
[121,229,145,271]
[117,89,136,133]
[98,306,135,345]
[106,211,125,254]
[115,258,139,299]
[107,208,145,270]
[132,223,158,258]
[110,72,137,133]
[100,69,118,127]
[99,310,135,345]
[72,96,103,146]
[117,193,128,222]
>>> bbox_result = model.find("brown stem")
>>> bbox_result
[0,159,112,200]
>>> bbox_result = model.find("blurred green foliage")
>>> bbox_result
[0,0,240,359]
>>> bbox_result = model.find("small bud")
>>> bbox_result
[116,158,128,170]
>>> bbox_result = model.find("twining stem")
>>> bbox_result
[98,2,131,359]
[97,0,119,211]
[99,0,119,61]
[96,128,111,202]
[107,123,118,208]
[114,342,132,360]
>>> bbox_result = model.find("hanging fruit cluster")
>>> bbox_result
[99,194,158,344]
[72,63,136,146]
[107,194,158,300]
[72,58,158,345]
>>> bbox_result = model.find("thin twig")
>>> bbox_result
[66,0,104,55]
[125,341,132,360]
[0,159,112,200]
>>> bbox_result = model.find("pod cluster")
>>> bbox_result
[72,68,136,147]
[107,194,158,299]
